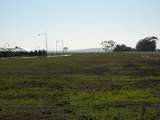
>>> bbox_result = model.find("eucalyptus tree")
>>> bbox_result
[101,40,115,53]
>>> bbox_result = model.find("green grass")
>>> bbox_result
[0,53,160,120]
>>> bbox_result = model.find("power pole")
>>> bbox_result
[38,32,48,55]
[56,40,64,55]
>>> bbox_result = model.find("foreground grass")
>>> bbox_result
[0,53,160,120]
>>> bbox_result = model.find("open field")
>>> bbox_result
[0,53,160,120]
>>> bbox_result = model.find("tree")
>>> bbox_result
[114,44,132,52]
[42,50,47,56]
[101,40,115,53]
[136,36,158,51]
[63,47,69,54]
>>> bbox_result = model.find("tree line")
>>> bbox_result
[101,36,159,52]
[0,50,47,57]
[0,36,158,57]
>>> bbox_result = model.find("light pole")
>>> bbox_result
[45,32,48,53]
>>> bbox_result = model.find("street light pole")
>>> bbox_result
[56,40,58,55]
[45,32,48,54]
[62,40,64,54]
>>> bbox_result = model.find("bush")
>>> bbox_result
[113,44,133,52]
[0,50,47,57]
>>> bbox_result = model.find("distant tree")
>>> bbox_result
[42,50,47,56]
[38,50,42,56]
[34,50,38,56]
[114,44,132,52]
[136,36,158,51]
[63,47,69,54]
[101,40,115,53]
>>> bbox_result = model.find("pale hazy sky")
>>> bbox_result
[0,0,160,50]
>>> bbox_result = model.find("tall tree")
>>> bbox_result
[136,36,158,51]
[63,47,69,54]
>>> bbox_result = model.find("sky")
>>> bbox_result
[0,0,160,50]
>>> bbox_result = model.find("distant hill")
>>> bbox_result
[70,48,104,53]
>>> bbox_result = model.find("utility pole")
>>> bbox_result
[38,32,48,55]
[56,40,64,54]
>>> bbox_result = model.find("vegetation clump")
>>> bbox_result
[0,50,47,57]
[136,36,158,52]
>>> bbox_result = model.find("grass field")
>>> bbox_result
[0,53,160,120]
